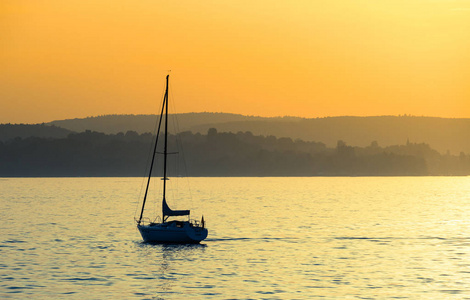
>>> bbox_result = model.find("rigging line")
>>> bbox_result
[161,80,183,210]
[168,77,185,142]
[137,76,168,224]
[134,82,167,220]
[177,130,193,203]
[167,80,180,203]
[167,78,193,203]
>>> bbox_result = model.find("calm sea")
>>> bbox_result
[1,177,470,299]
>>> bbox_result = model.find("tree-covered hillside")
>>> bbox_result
[1,129,468,177]
[46,114,470,154]
[0,124,72,142]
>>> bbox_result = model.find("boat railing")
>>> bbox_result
[136,217,149,225]
[190,219,205,228]
[137,216,162,226]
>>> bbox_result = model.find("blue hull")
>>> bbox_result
[137,222,208,244]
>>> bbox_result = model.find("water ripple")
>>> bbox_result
[2,177,470,299]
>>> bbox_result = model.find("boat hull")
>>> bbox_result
[137,222,208,244]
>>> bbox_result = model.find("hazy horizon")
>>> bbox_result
[4,111,470,126]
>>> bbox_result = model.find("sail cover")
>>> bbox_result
[162,198,190,217]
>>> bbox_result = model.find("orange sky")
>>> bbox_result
[1,0,470,124]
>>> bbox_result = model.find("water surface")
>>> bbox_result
[1,177,470,299]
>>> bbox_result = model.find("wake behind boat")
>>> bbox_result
[136,75,208,243]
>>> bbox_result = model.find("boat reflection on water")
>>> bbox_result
[136,242,207,298]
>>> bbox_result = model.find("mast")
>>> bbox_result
[137,75,169,225]
[162,75,169,221]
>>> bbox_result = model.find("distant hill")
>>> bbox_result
[198,116,470,155]
[47,113,296,135]
[47,114,470,154]
[0,124,72,142]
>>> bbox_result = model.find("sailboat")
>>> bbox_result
[136,75,208,243]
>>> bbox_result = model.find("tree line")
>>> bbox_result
[0,128,469,177]
[44,113,470,155]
